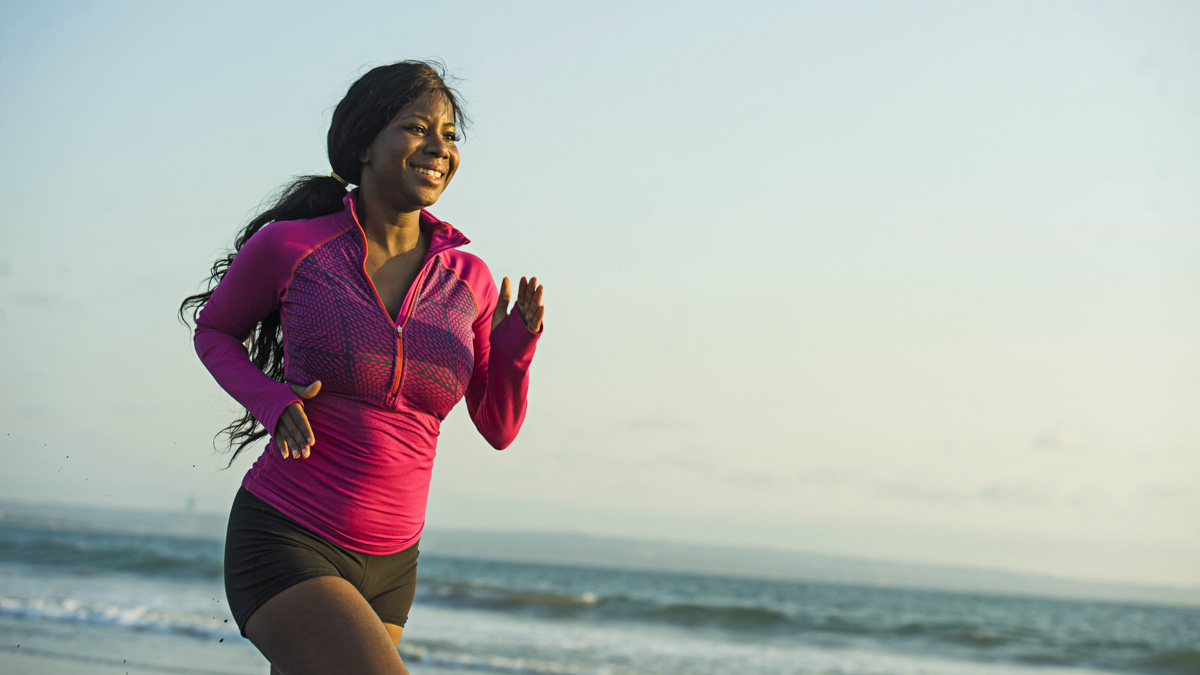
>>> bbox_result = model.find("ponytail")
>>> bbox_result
[178,174,347,465]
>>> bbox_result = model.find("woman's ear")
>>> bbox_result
[359,148,371,164]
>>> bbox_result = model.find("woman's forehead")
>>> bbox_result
[396,91,456,122]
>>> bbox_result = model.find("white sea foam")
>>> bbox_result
[0,562,237,639]
[401,604,1115,675]
[0,594,237,639]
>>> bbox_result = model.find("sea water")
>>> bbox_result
[0,521,1196,674]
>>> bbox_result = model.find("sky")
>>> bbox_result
[0,0,1197,588]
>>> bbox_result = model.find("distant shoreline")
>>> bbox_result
[2,497,1197,609]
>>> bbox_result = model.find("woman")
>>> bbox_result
[181,61,544,674]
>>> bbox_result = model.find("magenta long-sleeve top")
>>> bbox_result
[194,190,539,554]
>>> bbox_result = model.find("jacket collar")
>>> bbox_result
[341,188,471,257]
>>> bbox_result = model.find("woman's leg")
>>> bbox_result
[383,624,403,647]
[267,623,402,674]
[245,576,409,675]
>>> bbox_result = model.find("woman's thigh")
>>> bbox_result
[224,487,361,635]
[245,576,409,675]
[361,540,420,631]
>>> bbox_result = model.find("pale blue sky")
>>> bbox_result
[1,0,1197,586]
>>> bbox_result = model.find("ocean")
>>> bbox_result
[0,518,1197,674]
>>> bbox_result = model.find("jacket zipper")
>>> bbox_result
[347,200,455,403]
[388,263,430,398]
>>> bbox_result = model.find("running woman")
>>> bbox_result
[180,61,544,675]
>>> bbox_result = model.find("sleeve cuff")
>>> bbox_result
[492,310,542,358]
[260,384,303,439]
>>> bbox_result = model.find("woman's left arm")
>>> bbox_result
[465,275,544,449]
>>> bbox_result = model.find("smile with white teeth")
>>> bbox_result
[413,166,444,178]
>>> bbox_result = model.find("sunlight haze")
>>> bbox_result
[1,0,1197,589]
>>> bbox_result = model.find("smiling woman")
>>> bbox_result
[360,93,461,214]
[178,61,545,675]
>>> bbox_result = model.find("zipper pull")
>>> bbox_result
[396,325,403,335]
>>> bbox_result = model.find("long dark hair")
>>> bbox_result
[179,60,467,464]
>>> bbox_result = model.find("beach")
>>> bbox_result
[0,616,465,675]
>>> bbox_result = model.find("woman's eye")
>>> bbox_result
[406,124,427,135]
[443,132,460,143]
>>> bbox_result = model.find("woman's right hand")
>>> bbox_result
[277,381,321,459]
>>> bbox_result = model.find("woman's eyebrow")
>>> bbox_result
[398,113,455,126]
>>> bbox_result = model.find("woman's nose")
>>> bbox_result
[424,135,450,157]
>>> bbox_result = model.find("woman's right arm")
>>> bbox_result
[193,222,303,444]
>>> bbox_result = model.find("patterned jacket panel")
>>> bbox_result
[400,258,479,419]
[282,227,401,407]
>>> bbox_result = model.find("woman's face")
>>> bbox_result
[359,91,460,213]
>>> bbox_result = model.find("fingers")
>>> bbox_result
[492,277,511,332]
[531,280,543,312]
[290,403,315,457]
[497,276,511,306]
[532,304,545,331]
[276,401,315,459]
[517,276,544,333]
[513,276,528,323]
[280,381,319,458]
[497,275,545,332]
[290,380,322,399]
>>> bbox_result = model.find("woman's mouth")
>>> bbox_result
[413,166,444,179]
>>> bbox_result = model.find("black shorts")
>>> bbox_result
[223,487,420,636]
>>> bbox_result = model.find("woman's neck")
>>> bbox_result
[357,192,424,256]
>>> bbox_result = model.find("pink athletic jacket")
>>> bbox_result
[194,190,539,554]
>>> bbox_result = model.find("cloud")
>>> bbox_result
[797,468,860,486]
[978,482,1049,506]
[16,407,52,418]
[875,481,1052,507]
[629,415,693,433]
[15,291,70,308]
[1035,424,1088,452]
[660,444,793,490]
[1138,483,1196,502]
[877,483,971,504]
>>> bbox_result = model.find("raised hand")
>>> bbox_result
[492,276,545,333]
[277,380,321,459]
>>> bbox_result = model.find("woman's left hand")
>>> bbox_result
[493,276,544,333]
